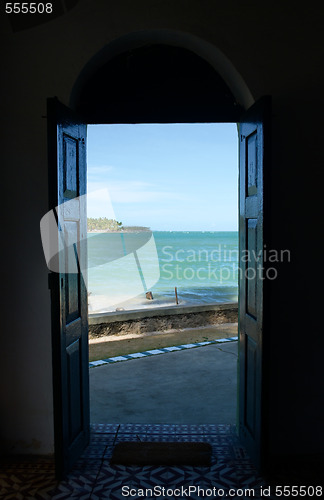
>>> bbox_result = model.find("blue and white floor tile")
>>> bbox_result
[0,423,277,499]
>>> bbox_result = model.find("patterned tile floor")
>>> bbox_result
[0,423,275,500]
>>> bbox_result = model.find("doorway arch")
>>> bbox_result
[70,30,254,122]
[50,31,268,475]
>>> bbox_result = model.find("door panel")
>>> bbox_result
[239,96,271,469]
[63,134,79,198]
[47,98,89,478]
[246,218,258,318]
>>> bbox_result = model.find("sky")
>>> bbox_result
[87,123,238,231]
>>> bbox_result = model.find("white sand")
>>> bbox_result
[88,293,193,314]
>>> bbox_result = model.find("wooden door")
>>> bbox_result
[238,97,271,468]
[47,98,89,478]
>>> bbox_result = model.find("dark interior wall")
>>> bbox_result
[0,0,323,462]
[75,44,243,123]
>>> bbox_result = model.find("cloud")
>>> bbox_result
[88,165,115,172]
[87,187,117,219]
[87,165,115,180]
[87,180,188,205]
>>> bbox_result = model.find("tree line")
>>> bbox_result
[87,217,123,231]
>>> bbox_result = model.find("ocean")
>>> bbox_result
[87,231,238,313]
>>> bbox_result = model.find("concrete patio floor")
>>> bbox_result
[90,340,238,424]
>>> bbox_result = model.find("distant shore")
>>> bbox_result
[88,226,151,234]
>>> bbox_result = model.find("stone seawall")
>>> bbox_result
[89,302,238,339]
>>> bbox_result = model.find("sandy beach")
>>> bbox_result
[88,292,222,314]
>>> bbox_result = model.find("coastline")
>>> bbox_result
[88,293,238,314]
[87,226,150,234]
[88,294,196,314]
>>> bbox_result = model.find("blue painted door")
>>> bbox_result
[48,98,89,478]
[238,97,271,468]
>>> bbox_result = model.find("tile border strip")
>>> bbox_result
[89,337,238,368]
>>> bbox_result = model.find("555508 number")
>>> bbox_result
[275,486,322,497]
[5,3,53,14]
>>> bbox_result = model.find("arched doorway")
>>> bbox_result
[48,32,269,477]
[71,31,253,123]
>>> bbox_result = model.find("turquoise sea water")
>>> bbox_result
[88,231,238,306]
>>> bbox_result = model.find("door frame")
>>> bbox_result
[49,112,269,471]
[48,35,271,475]
[238,96,271,469]
[47,98,90,478]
